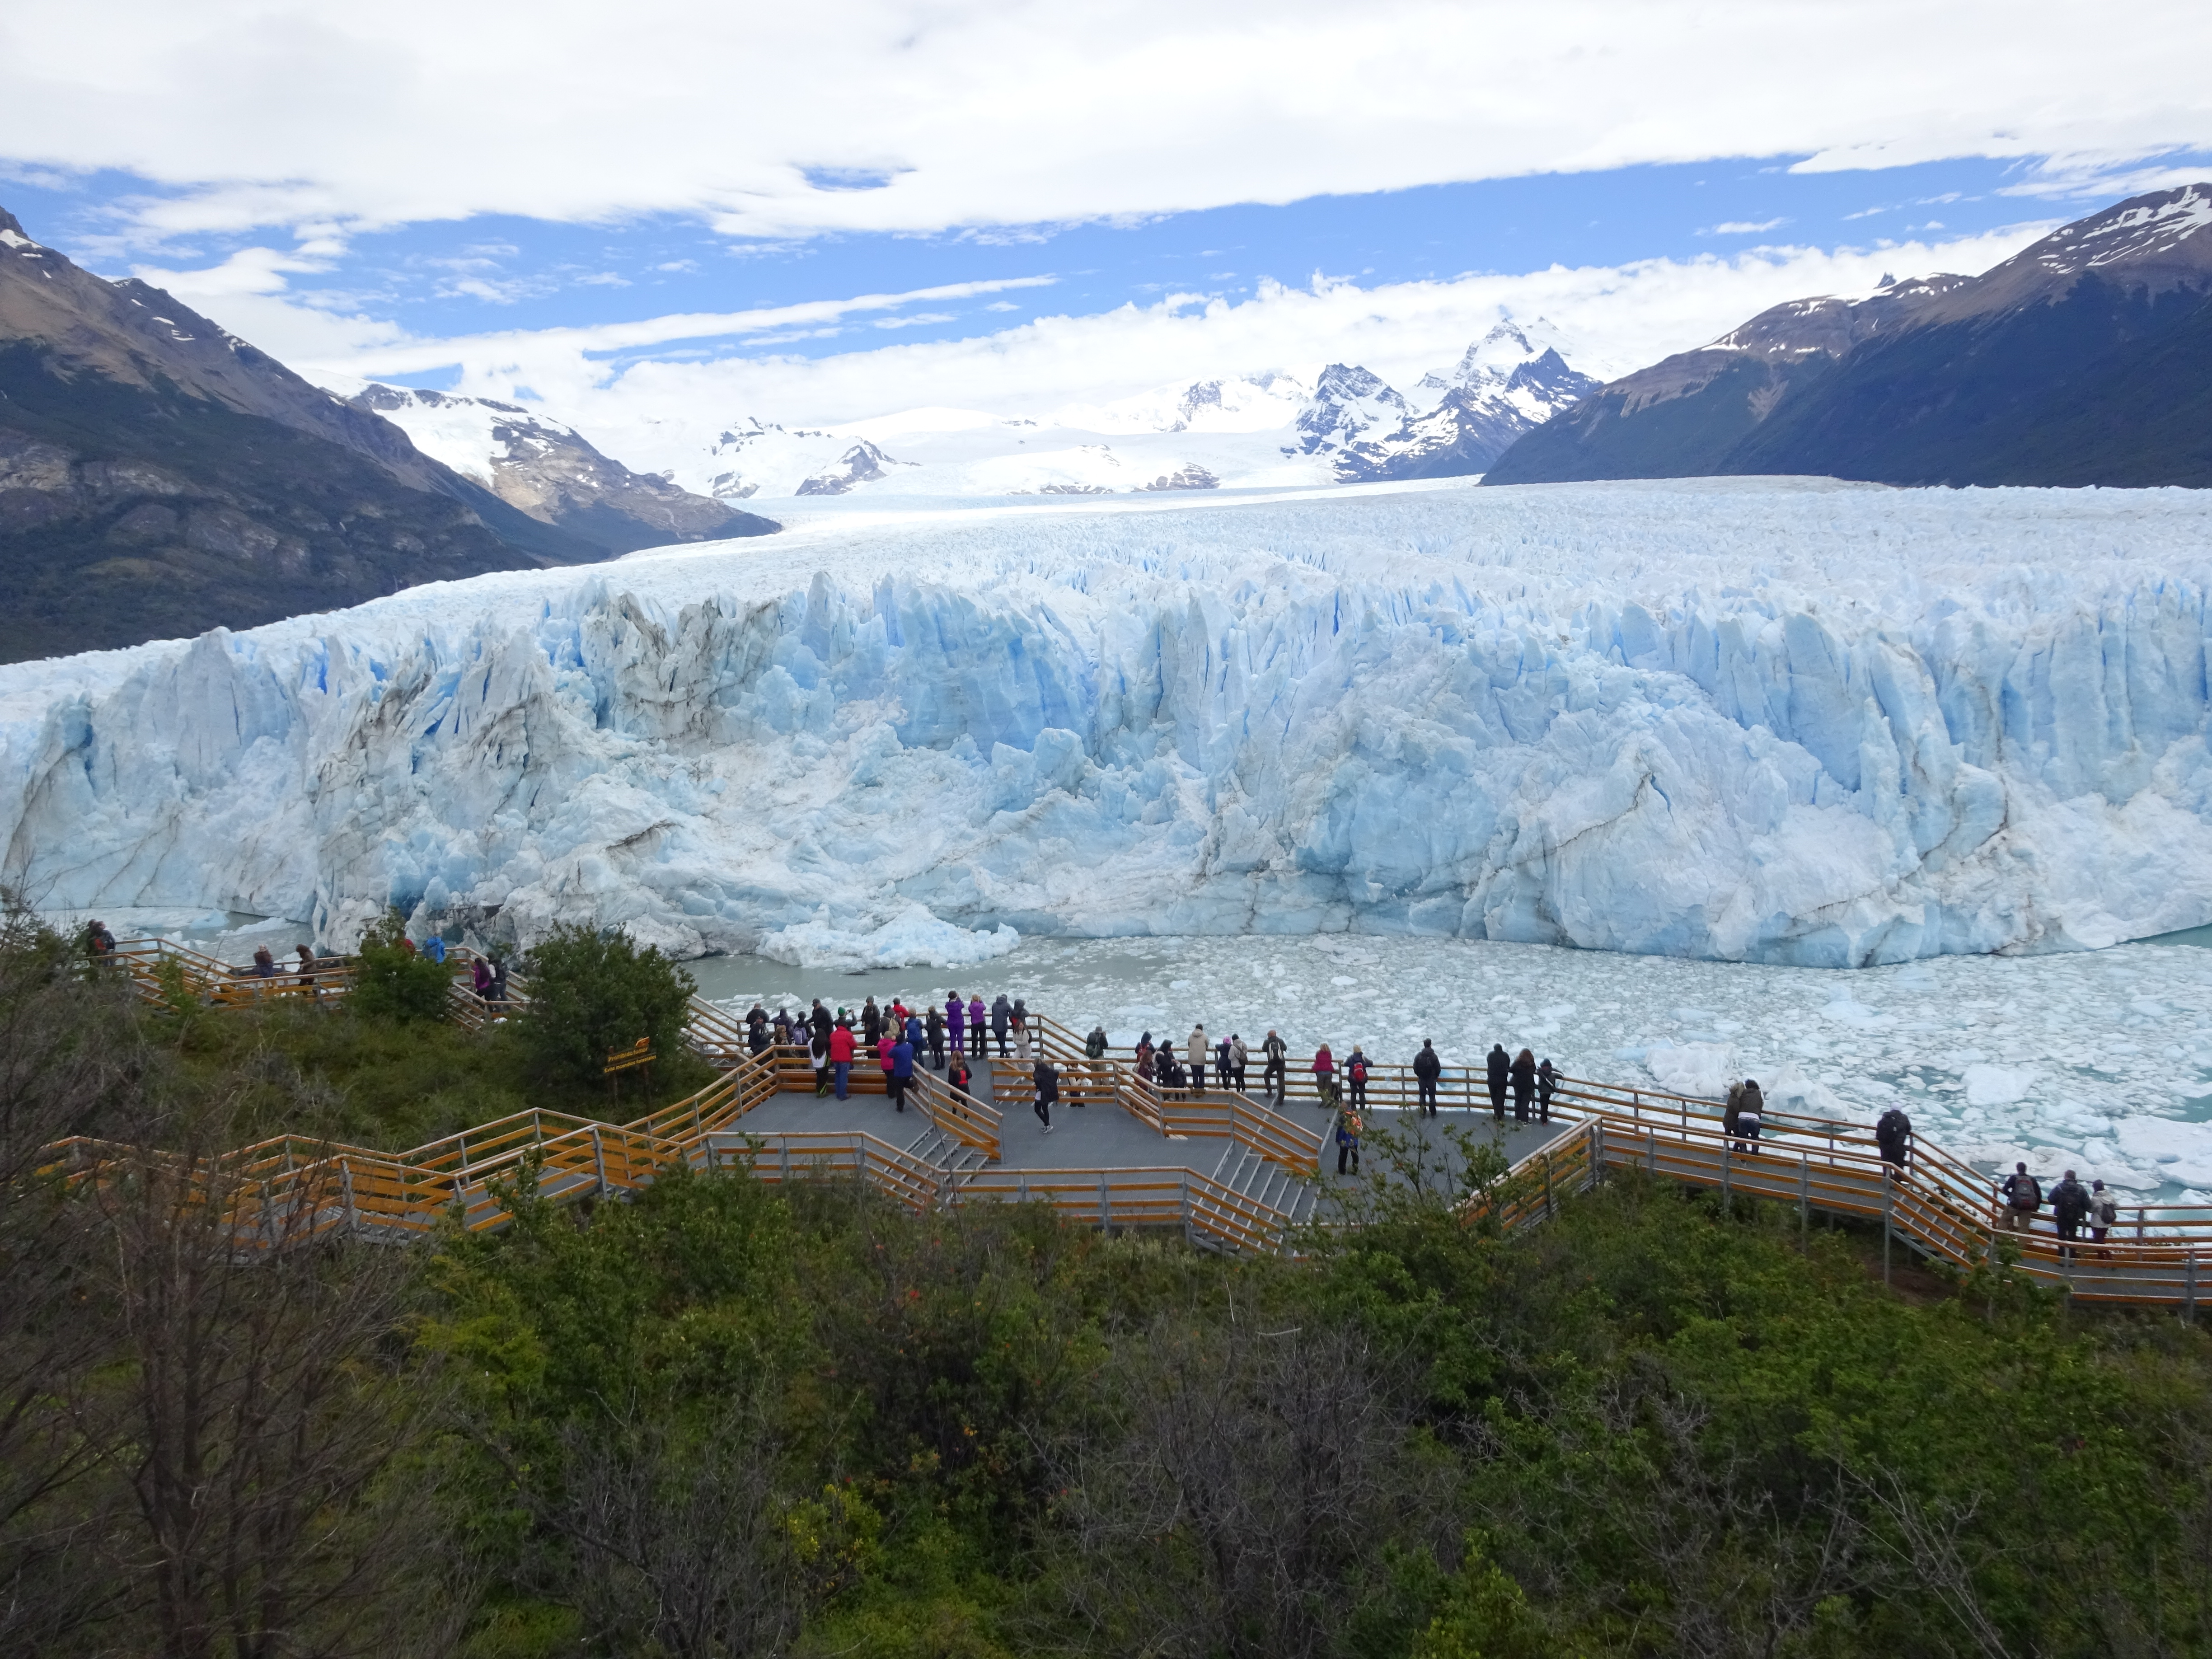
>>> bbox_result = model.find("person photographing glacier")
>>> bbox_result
[1032,1056,1058,1133]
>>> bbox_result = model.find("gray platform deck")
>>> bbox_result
[733,1059,1566,1183]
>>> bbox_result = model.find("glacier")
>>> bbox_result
[4,476,2211,968]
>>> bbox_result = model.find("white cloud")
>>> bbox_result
[2,1,2206,248]
[1705,218,1789,234]
[164,222,2052,473]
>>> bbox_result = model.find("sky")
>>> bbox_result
[5,0,2212,464]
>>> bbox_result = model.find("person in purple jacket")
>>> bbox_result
[947,993,966,1056]
[967,994,987,1057]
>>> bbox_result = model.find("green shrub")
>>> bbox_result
[349,909,455,1023]
[515,923,695,1090]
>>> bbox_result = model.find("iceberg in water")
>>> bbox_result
[2,477,2211,966]
[759,902,1021,971]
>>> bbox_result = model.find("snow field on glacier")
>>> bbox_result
[4,475,2212,978]
[683,931,2212,1204]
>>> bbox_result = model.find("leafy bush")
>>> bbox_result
[348,908,454,1024]
[516,923,695,1090]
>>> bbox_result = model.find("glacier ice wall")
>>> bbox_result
[4,478,2211,967]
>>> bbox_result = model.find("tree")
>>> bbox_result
[515,925,695,1091]
[347,910,452,1024]
[0,897,145,1649]
[80,1098,441,1658]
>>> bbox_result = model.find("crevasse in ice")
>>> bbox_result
[3,478,2208,966]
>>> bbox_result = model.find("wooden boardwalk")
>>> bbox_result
[47,938,2212,1304]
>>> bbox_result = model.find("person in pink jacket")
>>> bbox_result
[967,994,987,1057]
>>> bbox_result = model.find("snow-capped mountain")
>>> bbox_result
[675,320,1597,502]
[1488,183,2212,487]
[352,387,776,553]
[0,201,620,662]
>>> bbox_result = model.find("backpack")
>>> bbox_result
[1349,1057,1368,1083]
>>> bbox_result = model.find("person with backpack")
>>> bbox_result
[1134,1032,1155,1081]
[1262,1030,1287,1104]
[1510,1048,1537,1122]
[1875,1105,1913,1176]
[1734,1079,1764,1153]
[992,994,1013,1057]
[2088,1180,2118,1258]
[829,1014,856,1101]
[1413,1040,1442,1115]
[889,1031,915,1112]
[1536,1058,1558,1123]
[1228,1034,1249,1093]
[1032,1056,1059,1133]
[1085,1024,1109,1060]
[1345,1045,1371,1111]
[1187,1025,1209,1091]
[1999,1163,2042,1233]
[2050,1169,2090,1260]
[85,919,116,957]
[1336,1105,1364,1176]
[1486,1043,1510,1119]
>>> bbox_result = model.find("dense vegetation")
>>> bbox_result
[4,909,2209,1657]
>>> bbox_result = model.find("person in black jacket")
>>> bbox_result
[1875,1106,1912,1177]
[745,1004,769,1056]
[1032,1057,1059,1132]
[862,998,882,1045]
[992,994,1013,1057]
[1999,1162,2042,1233]
[1486,1043,1510,1119]
[2049,1169,2090,1260]
[926,1004,947,1069]
[1509,1048,1536,1121]
[1536,1057,1557,1122]
[1412,1040,1442,1116]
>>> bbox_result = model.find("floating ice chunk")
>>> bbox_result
[2113,1118,2212,1187]
[1820,996,1895,1030]
[758,902,1019,971]
[1642,1040,1734,1099]
[1963,1064,2039,1106]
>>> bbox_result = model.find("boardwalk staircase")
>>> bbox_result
[54,939,2212,1303]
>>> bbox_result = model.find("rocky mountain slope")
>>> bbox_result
[0,204,631,663]
[1485,185,2212,487]
[681,320,1597,499]
[349,386,775,552]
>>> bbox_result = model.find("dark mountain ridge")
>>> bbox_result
[1485,184,2212,488]
[0,203,750,662]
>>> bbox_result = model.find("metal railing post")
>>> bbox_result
[2188,1253,2198,1325]
[1720,1137,1731,1208]
[1591,1120,1604,1186]
[342,1158,358,1237]
[592,1125,607,1197]
[1883,1176,1893,1286]
[1098,1172,1111,1232]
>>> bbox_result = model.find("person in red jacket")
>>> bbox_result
[829,1015,856,1100]
[1312,1043,1336,1110]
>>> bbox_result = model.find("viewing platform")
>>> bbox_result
[50,937,2212,1309]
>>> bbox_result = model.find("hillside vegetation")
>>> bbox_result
[3,916,2208,1658]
